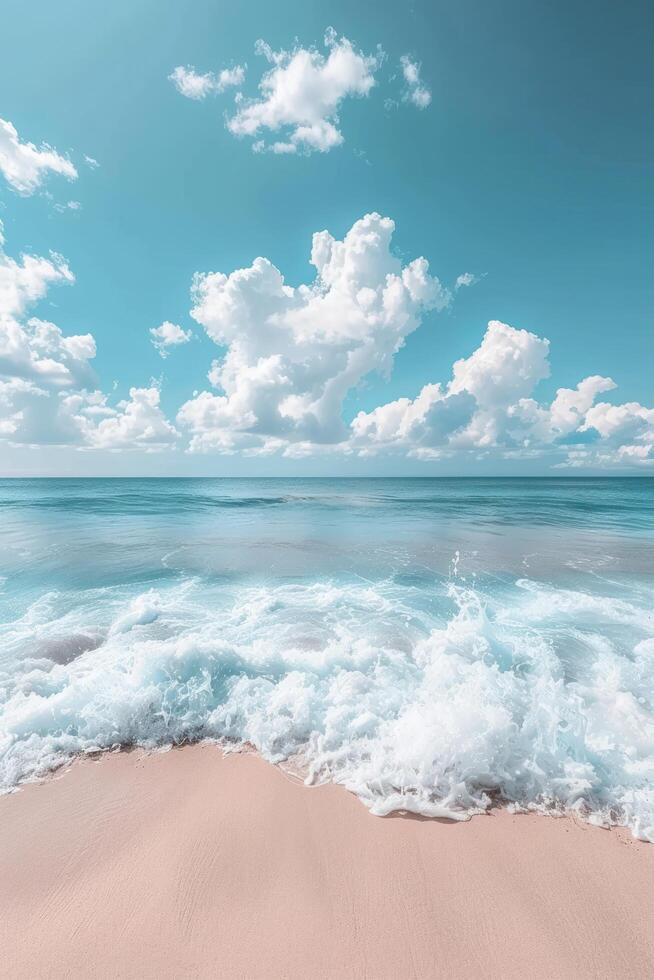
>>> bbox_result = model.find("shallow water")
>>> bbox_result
[1,478,653,839]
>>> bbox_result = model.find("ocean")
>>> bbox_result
[1,477,653,839]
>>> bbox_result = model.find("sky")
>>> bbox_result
[0,0,653,476]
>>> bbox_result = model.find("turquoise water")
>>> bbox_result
[1,478,653,838]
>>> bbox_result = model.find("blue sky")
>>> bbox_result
[0,0,653,475]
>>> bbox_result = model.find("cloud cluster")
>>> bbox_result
[178,212,453,452]
[169,31,441,154]
[169,64,246,100]
[2,197,651,468]
[351,321,550,456]
[563,400,654,468]
[176,206,653,468]
[226,29,380,154]
[65,386,178,450]
[150,321,192,357]
[0,226,177,451]
[400,56,431,109]
[0,118,78,195]
[351,322,654,467]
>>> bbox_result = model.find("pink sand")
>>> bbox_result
[1,745,653,979]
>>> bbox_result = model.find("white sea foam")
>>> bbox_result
[108,592,161,635]
[1,576,653,841]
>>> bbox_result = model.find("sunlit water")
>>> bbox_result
[1,478,653,839]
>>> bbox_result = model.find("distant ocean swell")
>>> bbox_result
[2,571,653,841]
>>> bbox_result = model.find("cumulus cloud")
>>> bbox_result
[150,321,193,357]
[0,228,177,451]
[349,319,654,467]
[582,400,654,442]
[69,386,179,450]
[0,226,93,392]
[178,212,453,452]
[0,118,78,195]
[226,29,380,153]
[176,215,654,469]
[351,384,476,458]
[169,64,246,100]
[351,321,550,457]
[450,321,550,407]
[563,400,654,467]
[2,206,649,469]
[400,55,432,109]
[6,385,178,452]
[0,237,74,323]
[509,375,618,445]
[0,317,96,390]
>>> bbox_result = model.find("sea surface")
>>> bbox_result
[1,477,653,839]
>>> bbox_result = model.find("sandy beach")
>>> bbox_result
[1,746,652,980]
[2,0,653,974]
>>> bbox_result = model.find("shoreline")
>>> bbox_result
[2,745,653,980]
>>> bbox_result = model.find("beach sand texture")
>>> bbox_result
[1,745,653,980]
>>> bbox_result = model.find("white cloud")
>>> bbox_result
[217,65,246,90]
[226,29,379,153]
[563,399,654,467]
[351,321,549,456]
[169,66,216,101]
[0,229,177,451]
[348,320,654,467]
[400,55,432,110]
[150,321,193,357]
[581,400,654,442]
[455,272,478,289]
[0,317,96,389]
[84,155,100,169]
[351,384,476,458]
[0,241,74,323]
[178,212,453,452]
[177,217,654,469]
[70,386,179,450]
[557,443,654,469]
[169,64,246,100]
[6,385,178,452]
[449,320,550,408]
[0,228,92,394]
[2,205,650,470]
[509,376,617,444]
[0,118,78,195]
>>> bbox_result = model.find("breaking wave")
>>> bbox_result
[2,572,653,841]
